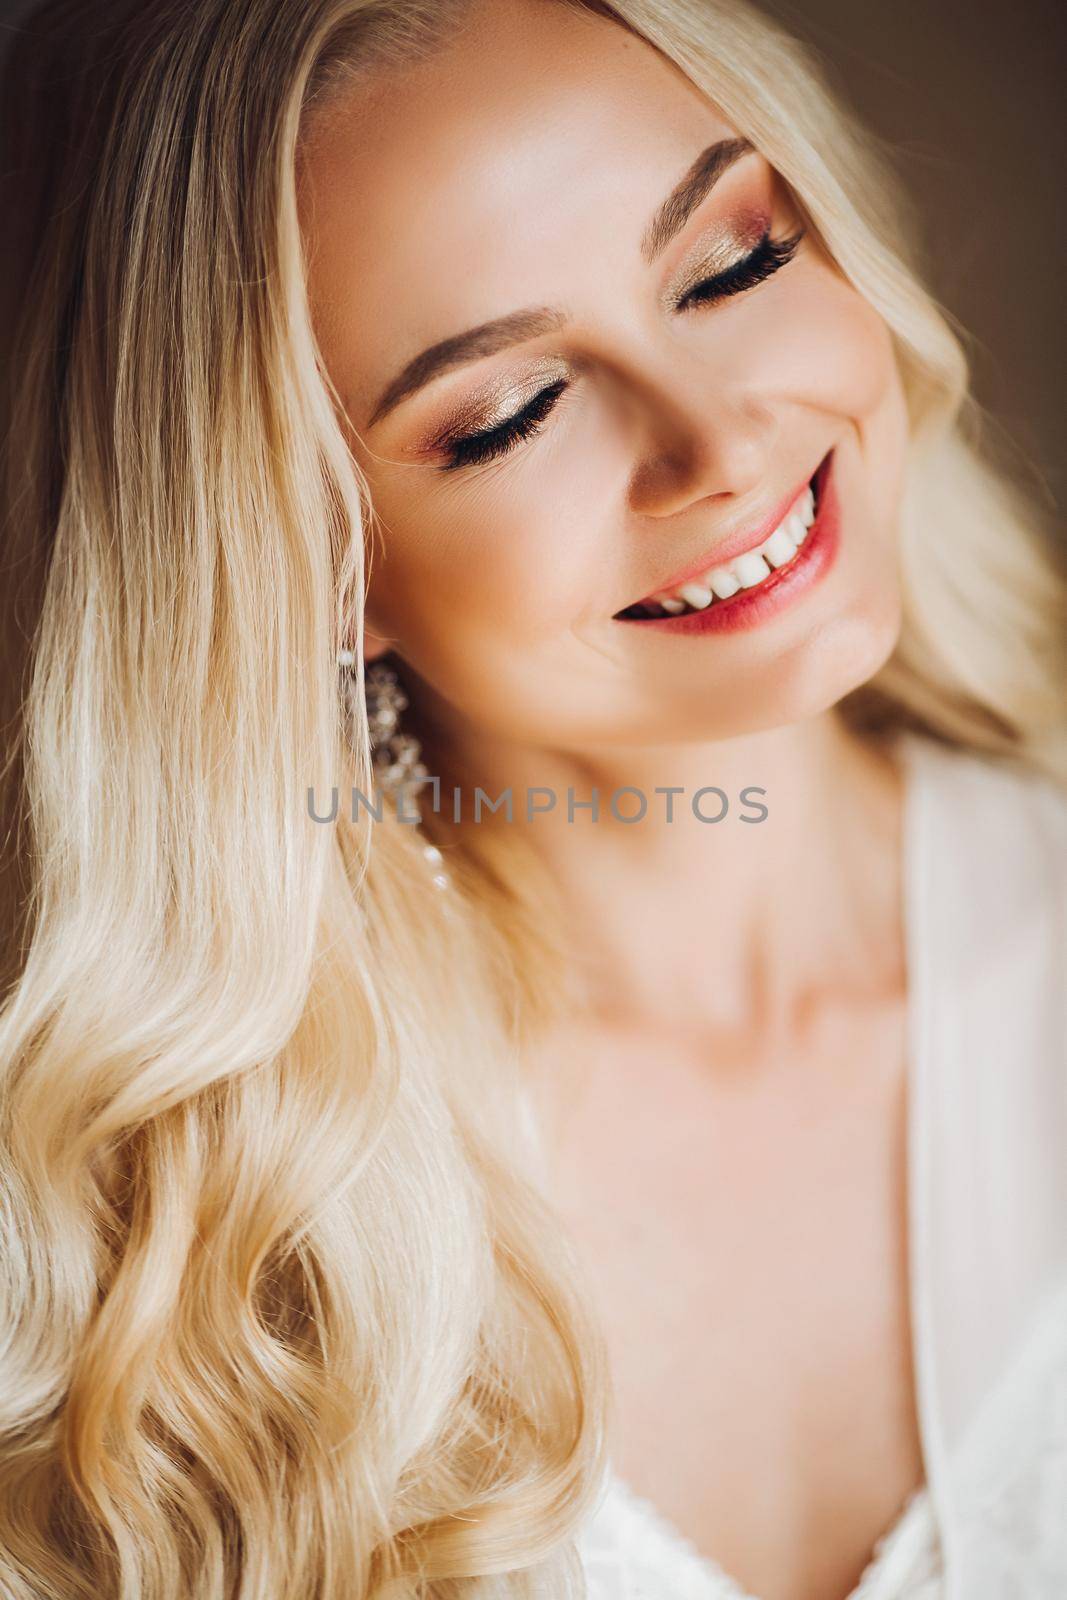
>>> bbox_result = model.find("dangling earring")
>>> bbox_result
[338,650,449,889]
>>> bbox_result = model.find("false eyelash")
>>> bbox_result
[442,377,570,471]
[676,228,804,312]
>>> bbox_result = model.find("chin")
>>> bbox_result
[791,595,904,719]
[697,594,904,741]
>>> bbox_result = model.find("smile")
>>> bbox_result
[615,452,838,632]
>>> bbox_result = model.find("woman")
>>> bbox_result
[1,0,1065,1597]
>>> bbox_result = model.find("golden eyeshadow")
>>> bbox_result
[668,208,772,303]
[415,357,571,454]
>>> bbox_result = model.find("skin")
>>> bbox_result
[299,3,922,1598]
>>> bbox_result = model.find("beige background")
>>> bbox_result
[2,0,1063,493]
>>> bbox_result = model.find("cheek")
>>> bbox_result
[361,462,602,649]
[361,379,640,645]
[728,255,902,427]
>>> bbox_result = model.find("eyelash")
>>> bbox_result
[440,227,804,472]
[675,228,803,311]
[441,378,570,472]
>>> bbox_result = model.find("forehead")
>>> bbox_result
[298,0,734,410]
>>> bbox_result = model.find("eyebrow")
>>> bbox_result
[366,136,754,427]
[367,307,566,426]
[640,136,753,263]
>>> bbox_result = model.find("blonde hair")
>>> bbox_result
[0,2,1063,1598]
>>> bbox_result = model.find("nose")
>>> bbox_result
[625,365,780,521]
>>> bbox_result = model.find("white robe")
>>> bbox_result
[903,730,1067,1596]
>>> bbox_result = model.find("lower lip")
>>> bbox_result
[619,452,840,636]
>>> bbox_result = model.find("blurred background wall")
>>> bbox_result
[2,0,1063,496]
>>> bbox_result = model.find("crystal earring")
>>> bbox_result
[338,650,449,889]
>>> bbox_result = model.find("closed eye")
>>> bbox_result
[675,228,804,312]
[440,378,569,471]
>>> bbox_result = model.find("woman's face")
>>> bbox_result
[300,0,909,755]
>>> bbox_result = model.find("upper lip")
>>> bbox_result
[622,467,818,609]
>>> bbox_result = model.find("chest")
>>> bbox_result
[530,1000,926,1599]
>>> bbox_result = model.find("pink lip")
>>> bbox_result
[624,468,819,610]
[617,451,839,636]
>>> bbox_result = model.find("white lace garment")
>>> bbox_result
[579,1473,941,1599]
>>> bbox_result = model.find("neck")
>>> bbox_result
[440,709,907,1042]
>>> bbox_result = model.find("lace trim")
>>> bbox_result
[944,1280,1067,1590]
[578,1472,942,1600]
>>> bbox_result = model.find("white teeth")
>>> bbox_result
[641,477,820,616]
[761,525,797,570]
[787,511,808,546]
[800,487,816,527]
[707,566,741,600]
[733,551,771,589]
[678,581,714,610]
